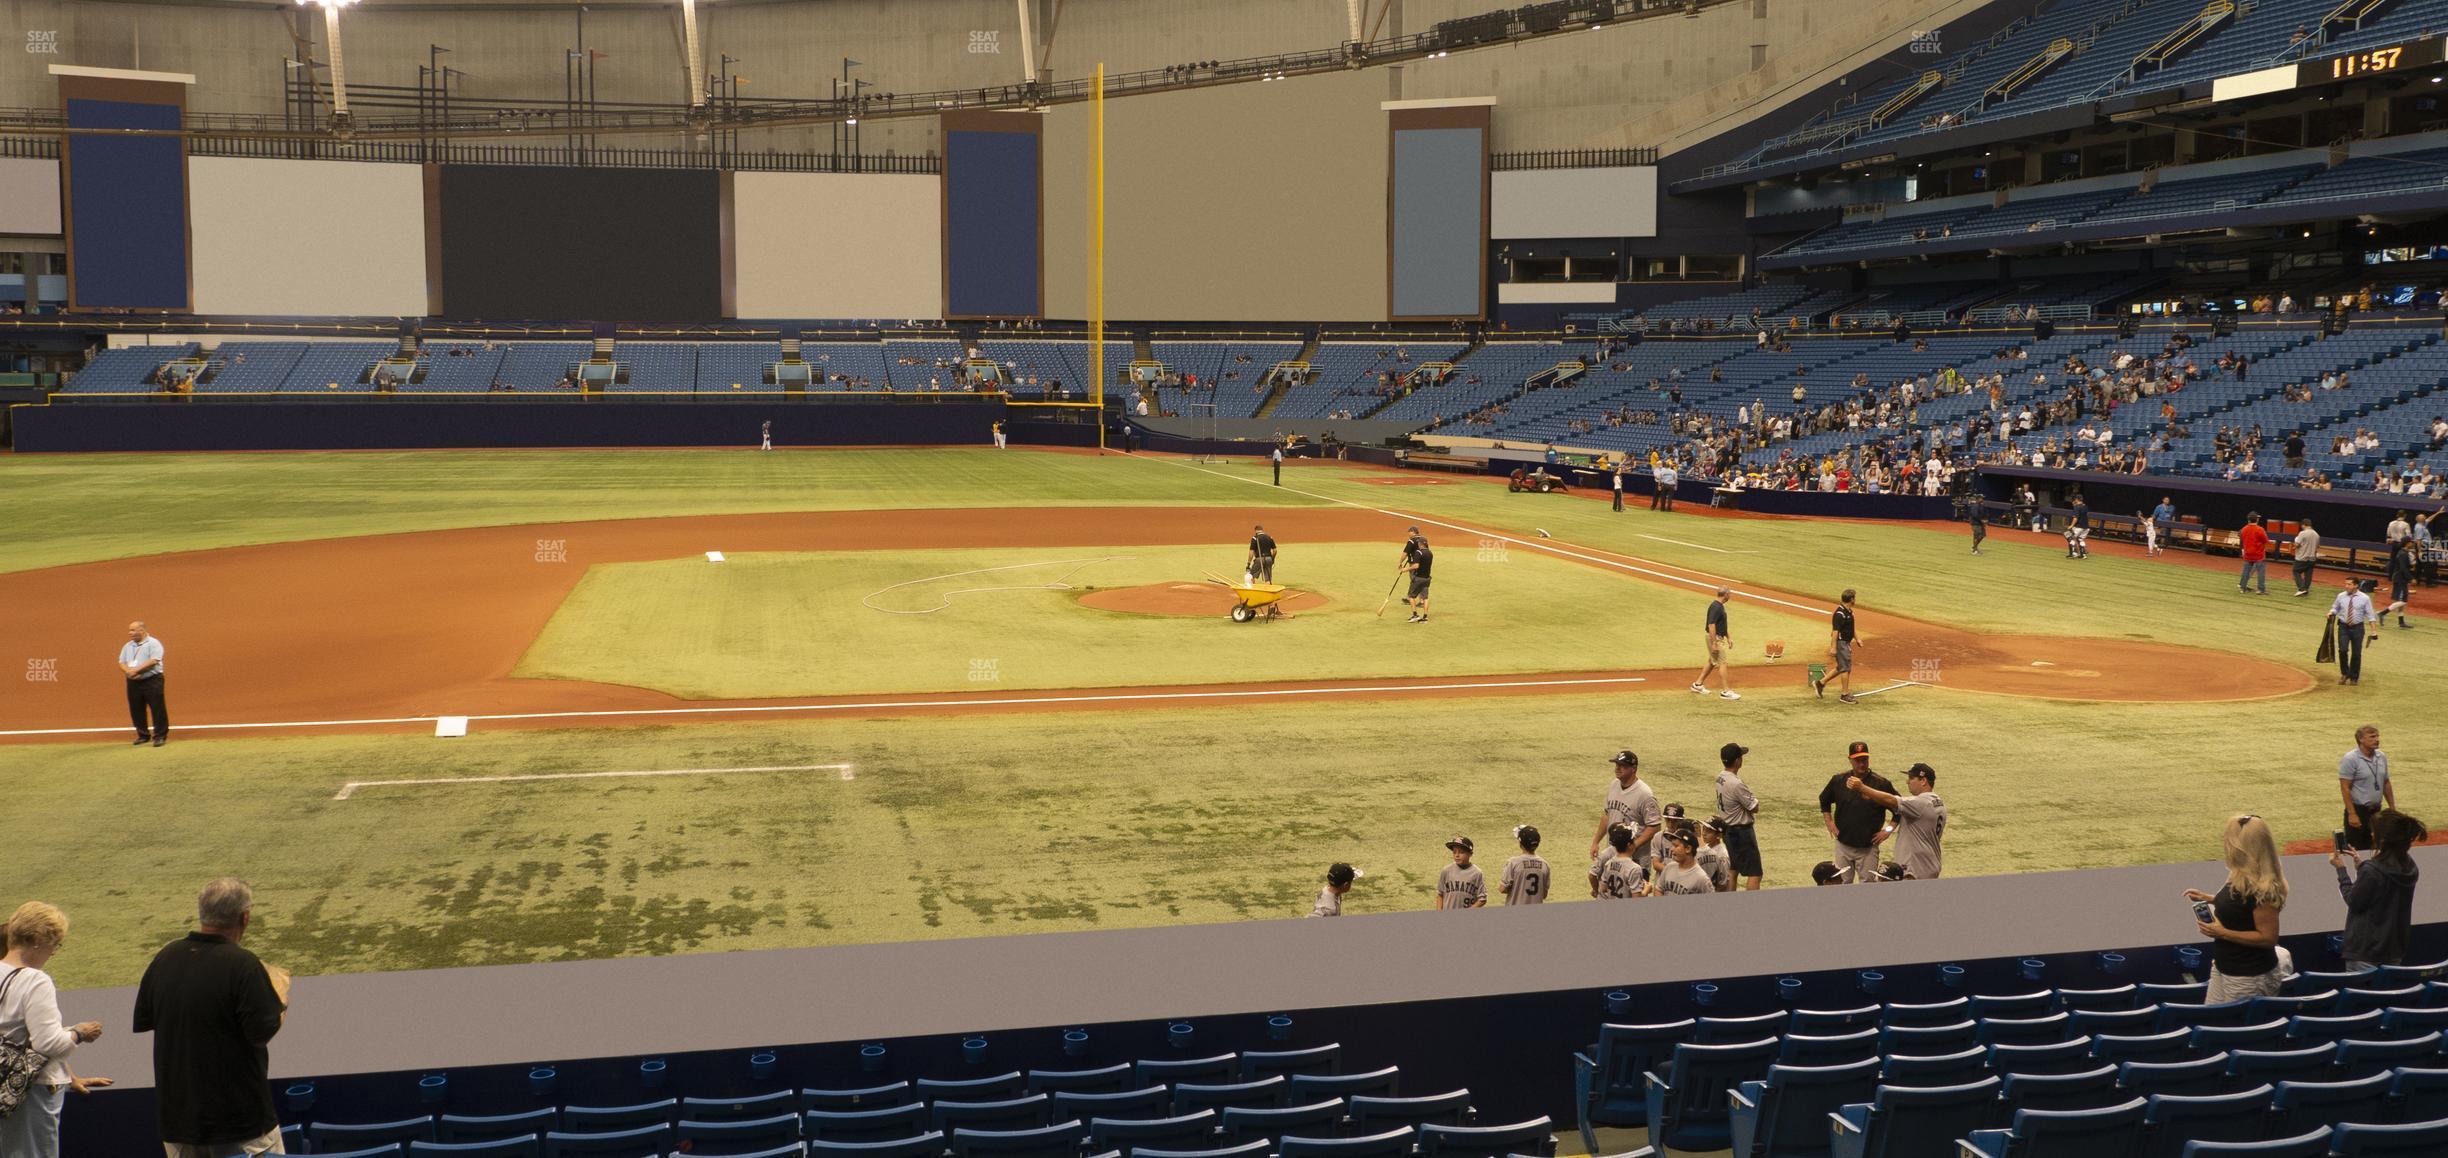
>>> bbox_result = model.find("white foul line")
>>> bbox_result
[1,675,1655,739]
[334,762,854,800]
[1638,533,1741,554]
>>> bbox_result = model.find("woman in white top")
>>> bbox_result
[0,902,109,1158]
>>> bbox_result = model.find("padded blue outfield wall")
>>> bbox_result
[943,129,1042,318]
[9,400,1006,452]
[64,99,189,311]
[1389,128,1485,320]
[62,923,2448,1156]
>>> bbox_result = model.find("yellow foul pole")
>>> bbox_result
[1091,62,1106,451]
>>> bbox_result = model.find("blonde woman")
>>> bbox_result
[0,902,110,1158]
[2185,815,2290,1002]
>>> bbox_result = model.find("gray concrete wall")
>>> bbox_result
[6,0,1973,156]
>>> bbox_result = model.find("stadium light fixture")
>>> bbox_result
[296,0,359,121]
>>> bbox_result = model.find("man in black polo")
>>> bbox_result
[135,877,287,1158]
[1247,524,1279,584]
[1400,530,1434,623]
[1819,740,1895,884]
[1815,589,1860,703]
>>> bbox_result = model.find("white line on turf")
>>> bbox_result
[0,675,1655,739]
[1638,534,1742,554]
[1156,458,1820,615]
[332,762,855,800]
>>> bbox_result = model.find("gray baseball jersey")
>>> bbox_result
[1594,854,1646,900]
[1437,863,1486,910]
[1715,770,1759,826]
[1499,854,1553,905]
[1698,843,1734,892]
[1651,859,1717,896]
[1605,779,1664,863]
[1891,792,1948,880]
[1307,887,1341,918]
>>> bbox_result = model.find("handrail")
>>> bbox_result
[1986,38,2076,107]
[2131,1,2237,79]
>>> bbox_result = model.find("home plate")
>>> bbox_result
[435,716,469,738]
[706,551,727,563]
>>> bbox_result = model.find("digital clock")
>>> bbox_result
[2298,37,2448,86]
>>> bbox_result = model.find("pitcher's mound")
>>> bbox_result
[1079,582,1331,617]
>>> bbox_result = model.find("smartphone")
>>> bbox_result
[2191,901,2214,924]
[2334,830,2350,853]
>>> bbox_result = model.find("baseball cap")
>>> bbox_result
[1612,749,1639,767]
[1662,828,1697,850]
[1661,802,1687,819]
[1326,863,1356,887]
[1445,835,1474,853]
[1847,741,1871,760]
[1720,742,1748,764]
[1514,824,1542,848]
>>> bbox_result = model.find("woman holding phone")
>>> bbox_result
[2333,810,2427,972]
[2185,815,2290,1002]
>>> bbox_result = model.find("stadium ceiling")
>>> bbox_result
[0,0,1739,144]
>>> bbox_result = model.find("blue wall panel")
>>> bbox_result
[65,98,188,311]
[944,129,1040,317]
[1389,127,1483,319]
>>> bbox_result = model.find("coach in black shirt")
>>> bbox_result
[1819,741,1895,884]
[133,877,286,1156]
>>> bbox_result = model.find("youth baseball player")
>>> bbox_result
[1846,764,1945,880]
[1646,829,1715,896]
[1498,826,1551,905]
[1590,824,1646,899]
[1435,836,1486,910]
[1307,863,1358,917]
[1715,742,1764,890]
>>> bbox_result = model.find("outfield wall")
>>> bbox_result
[10,399,1004,451]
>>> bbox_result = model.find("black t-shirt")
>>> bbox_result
[1706,600,1728,638]
[2287,434,2306,457]
[1820,769,1896,848]
[1409,545,1434,579]
[2072,502,2090,529]
[133,932,286,1145]
[1250,532,1277,557]
[1832,605,1856,643]
[2210,884,2279,978]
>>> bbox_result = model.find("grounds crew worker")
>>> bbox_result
[1247,524,1278,583]
[1401,528,1433,623]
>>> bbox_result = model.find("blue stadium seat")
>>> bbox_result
[2335,1033,2445,1079]
[688,1147,802,1158]
[561,1102,676,1133]
[1726,1058,1880,1158]
[804,1105,930,1143]
[2373,961,2448,986]
[2137,983,2208,1006]
[1289,1066,1399,1102]
[1882,1021,1979,1057]
[2247,994,2336,1021]
[1961,1096,2148,1158]
[930,1095,1052,1134]
[1240,1044,1341,1080]
[1573,1020,1694,1142]
[1981,1013,2075,1047]
[1881,1047,1990,1089]
[542,1123,673,1157]
[1172,1078,1286,1114]
[2071,1007,2160,1037]
[1086,1111,1219,1154]
[1778,1028,1881,1067]
[2002,1066,2125,1114]
[950,1119,1088,1158]
[1828,1077,2006,1158]
[2388,1066,2448,1120]
[918,1073,1029,1102]
[1129,1142,1269,1158]
[2270,1071,2394,1136]
[312,1118,437,1149]
[801,1084,912,1111]
[2337,987,2427,1016]
[1883,999,1972,1028]
[408,1138,541,1158]
[2332,1116,2448,1156]
[2188,1020,2290,1052]
[2176,1127,2331,1157]
[805,1133,947,1158]
[2377,1006,2448,1039]
[1348,1091,1473,1131]
[2055,986,2139,1013]
[1791,1006,1883,1034]
[2226,1045,2336,1087]
[440,1112,561,1143]
[2156,1002,2258,1033]
[281,1125,304,1154]
[1136,1056,1239,1086]
[1989,1039,2097,1077]
[1029,1064,1134,1095]
[2116,1054,2229,1100]
[2140,1087,2273,1158]
[2291,972,2376,997]
[685,1092,802,1123]
[1973,993,2059,1021]
[2093,1030,2195,1066]
[1642,1037,1781,1155]
[1697,1012,1791,1043]
[317,1148,406,1158]
[2287,1011,2385,1045]
[1054,1087,1173,1122]
[1276,1127,1417,1158]
[676,1114,803,1156]
[1416,1117,1556,1158]
[1219,1099,1344,1145]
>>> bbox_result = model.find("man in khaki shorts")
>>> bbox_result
[1690,587,1739,701]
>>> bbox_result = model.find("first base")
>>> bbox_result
[706,551,727,563]
[435,716,470,738]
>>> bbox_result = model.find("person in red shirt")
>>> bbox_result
[2239,511,2270,595]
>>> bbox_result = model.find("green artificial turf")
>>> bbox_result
[514,543,1820,697]
[3,448,2441,993]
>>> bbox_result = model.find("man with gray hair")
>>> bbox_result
[133,878,287,1157]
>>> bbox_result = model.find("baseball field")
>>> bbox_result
[0,447,2433,991]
